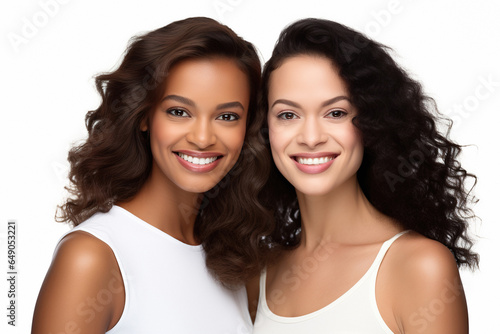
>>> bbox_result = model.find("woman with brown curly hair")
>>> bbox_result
[250,18,478,333]
[32,17,270,333]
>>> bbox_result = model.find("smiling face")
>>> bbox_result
[144,57,249,194]
[267,55,363,196]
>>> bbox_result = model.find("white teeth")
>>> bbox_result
[297,156,334,165]
[178,153,218,165]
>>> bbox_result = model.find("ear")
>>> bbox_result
[140,116,148,132]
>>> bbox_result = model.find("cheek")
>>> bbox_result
[343,126,364,164]
[335,123,363,150]
[150,121,180,148]
[268,125,292,170]
[268,125,282,158]
[350,127,364,151]
[347,131,363,151]
[220,124,247,155]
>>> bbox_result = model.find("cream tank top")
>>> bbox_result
[57,205,252,334]
[253,231,409,333]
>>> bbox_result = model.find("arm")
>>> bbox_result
[393,238,468,334]
[32,231,124,334]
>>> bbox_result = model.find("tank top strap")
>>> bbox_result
[257,230,410,312]
[370,230,410,273]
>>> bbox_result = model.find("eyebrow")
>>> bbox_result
[162,95,244,111]
[271,96,350,109]
[216,101,245,111]
[162,94,195,106]
[320,96,350,107]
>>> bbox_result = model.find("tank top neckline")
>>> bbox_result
[112,205,203,251]
[260,230,409,323]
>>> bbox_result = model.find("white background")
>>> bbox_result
[1,0,499,333]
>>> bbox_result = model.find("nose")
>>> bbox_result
[297,117,327,148]
[186,117,217,149]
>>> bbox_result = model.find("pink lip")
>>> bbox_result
[174,150,223,173]
[291,153,338,174]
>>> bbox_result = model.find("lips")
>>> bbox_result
[291,153,338,174]
[174,150,222,173]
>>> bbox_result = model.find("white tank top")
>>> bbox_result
[58,205,252,334]
[253,231,409,334]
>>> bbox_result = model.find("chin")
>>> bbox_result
[296,186,335,197]
[291,177,349,197]
[179,182,220,194]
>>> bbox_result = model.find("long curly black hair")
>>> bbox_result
[259,18,478,269]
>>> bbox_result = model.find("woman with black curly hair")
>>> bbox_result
[250,18,478,333]
[32,17,271,333]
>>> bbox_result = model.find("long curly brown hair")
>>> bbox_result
[259,18,479,269]
[57,17,273,285]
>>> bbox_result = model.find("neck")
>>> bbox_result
[296,176,398,248]
[118,163,201,245]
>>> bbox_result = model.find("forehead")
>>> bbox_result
[268,55,349,98]
[161,57,250,104]
[166,57,246,85]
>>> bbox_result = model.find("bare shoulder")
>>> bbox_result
[32,231,123,334]
[382,231,468,334]
[389,231,459,278]
[53,230,117,268]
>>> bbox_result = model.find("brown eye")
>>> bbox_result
[167,108,189,117]
[326,110,347,118]
[278,112,298,120]
[216,113,239,121]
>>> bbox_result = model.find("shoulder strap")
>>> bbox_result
[370,230,410,272]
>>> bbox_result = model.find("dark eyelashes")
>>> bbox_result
[277,111,297,120]
[166,108,189,117]
[216,113,240,121]
[165,108,240,121]
[326,109,347,118]
[275,109,348,120]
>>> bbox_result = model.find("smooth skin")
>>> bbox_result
[248,55,467,333]
[32,57,250,333]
